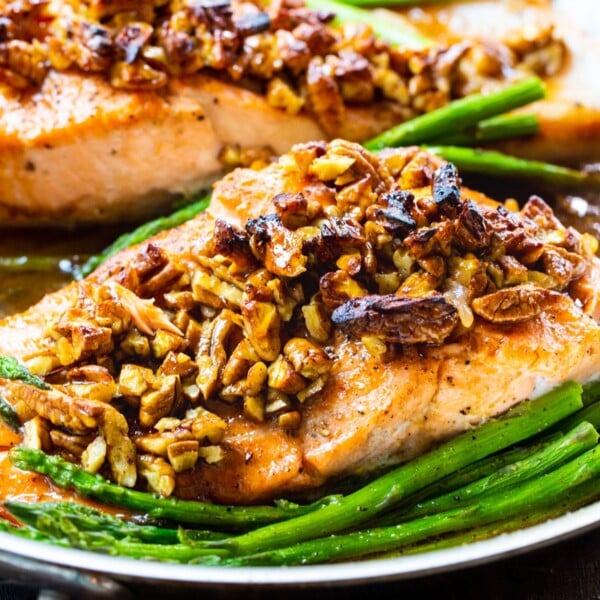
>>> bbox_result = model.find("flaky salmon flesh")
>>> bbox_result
[0,0,598,224]
[0,140,599,505]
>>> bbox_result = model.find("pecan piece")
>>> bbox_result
[246,214,307,278]
[319,270,368,309]
[432,162,461,219]
[366,190,416,237]
[307,216,366,264]
[471,285,562,323]
[455,201,491,251]
[331,294,459,344]
[541,246,587,289]
[211,219,256,269]
[306,56,345,136]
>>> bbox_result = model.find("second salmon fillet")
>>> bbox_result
[0,0,597,224]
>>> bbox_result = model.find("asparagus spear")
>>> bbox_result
[365,77,545,150]
[394,476,600,558]
[221,444,600,566]
[0,356,51,390]
[0,256,80,274]
[425,146,600,189]
[8,448,340,530]
[77,195,211,278]
[393,421,598,521]
[196,382,582,556]
[306,0,430,47]
[431,114,539,146]
[583,379,600,406]
[556,401,600,433]
[0,396,20,430]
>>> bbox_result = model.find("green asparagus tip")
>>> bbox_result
[0,356,51,390]
[425,146,600,189]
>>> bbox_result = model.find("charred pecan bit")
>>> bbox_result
[76,22,116,71]
[212,218,255,267]
[331,294,459,344]
[246,214,307,277]
[471,285,562,323]
[404,221,455,260]
[366,190,416,237]
[455,201,492,251]
[236,12,271,36]
[307,216,366,264]
[0,18,12,44]
[432,162,461,219]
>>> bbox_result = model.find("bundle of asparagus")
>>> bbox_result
[2,365,600,565]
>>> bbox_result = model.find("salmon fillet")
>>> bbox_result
[0,141,599,504]
[0,0,597,225]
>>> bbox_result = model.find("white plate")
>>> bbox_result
[0,499,599,588]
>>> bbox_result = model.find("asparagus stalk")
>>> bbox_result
[0,396,21,430]
[394,476,600,558]
[306,0,430,47]
[8,448,340,530]
[383,391,600,523]
[394,422,598,521]
[431,114,539,146]
[0,256,80,274]
[77,195,211,278]
[221,444,600,566]
[425,146,600,189]
[389,433,563,510]
[0,356,51,390]
[197,382,582,556]
[557,401,600,433]
[365,77,545,151]
[583,379,600,406]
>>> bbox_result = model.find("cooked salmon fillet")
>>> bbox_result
[0,0,597,225]
[0,141,599,504]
